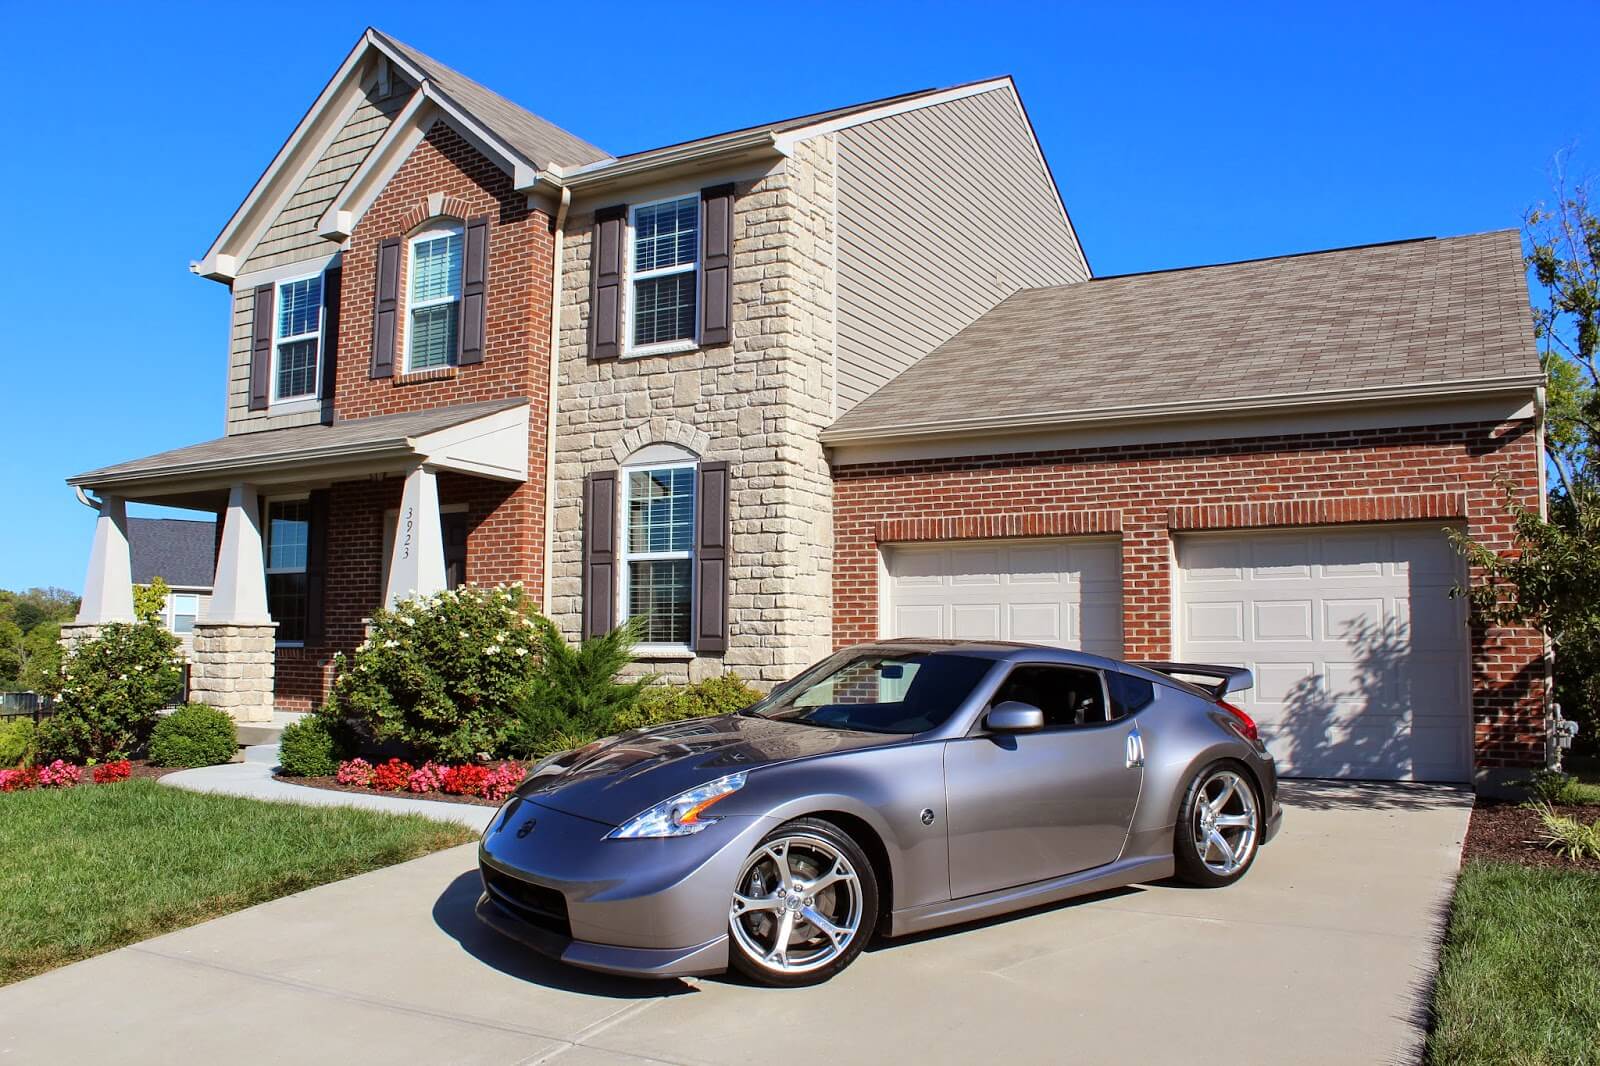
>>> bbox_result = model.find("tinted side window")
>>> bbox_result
[1107,672,1156,719]
[992,665,1109,728]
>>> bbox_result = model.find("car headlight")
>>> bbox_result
[605,772,747,839]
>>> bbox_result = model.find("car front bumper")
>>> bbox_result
[475,796,773,979]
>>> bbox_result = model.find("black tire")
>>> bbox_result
[727,817,879,987]
[1173,760,1263,888]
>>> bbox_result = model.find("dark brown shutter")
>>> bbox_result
[692,460,730,653]
[582,470,618,639]
[304,489,330,646]
[458,215,490,365]
[699,184,735,347]
[319,267,341,419]
[371,237,402,378]
[589,205,626,360]
[249,283,273,410]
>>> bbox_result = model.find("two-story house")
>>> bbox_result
[67,28,1549,788]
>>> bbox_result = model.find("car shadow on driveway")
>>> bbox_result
[431,870,697,999]
[863,883,1147,953]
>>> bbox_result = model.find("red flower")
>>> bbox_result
[439,764,490,797]
[370,758,414,792]
[92,760,132,784]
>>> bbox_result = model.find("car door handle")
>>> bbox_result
[1125,729,1145,769]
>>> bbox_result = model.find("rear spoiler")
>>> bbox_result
[1139,662,1254,700]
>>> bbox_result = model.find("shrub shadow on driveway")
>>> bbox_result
[431,870,696,999]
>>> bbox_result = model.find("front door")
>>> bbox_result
[442,512,469,590]
[943,664,1143,899]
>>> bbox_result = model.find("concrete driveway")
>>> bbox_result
[0,782,1469,1066]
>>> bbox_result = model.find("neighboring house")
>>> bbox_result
[127,517,216,653]
[64,28,1546,787]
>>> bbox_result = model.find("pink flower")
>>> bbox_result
[37,760,83,789]
[0,767,38,792]
[406,761,444,793]
[483,761,525,803]
[335,758,373,787]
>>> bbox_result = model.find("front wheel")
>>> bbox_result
[1173,762,1262,887]
[727,818,878,986]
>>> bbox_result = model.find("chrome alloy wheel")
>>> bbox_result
[729,833,863,976]
[1193,769,1259,876]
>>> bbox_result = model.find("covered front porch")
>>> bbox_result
[65,399,531,721]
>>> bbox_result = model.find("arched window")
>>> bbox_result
[406,220,464,371]
[619,444,698,648]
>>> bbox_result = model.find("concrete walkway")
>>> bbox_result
[0,781,1471,1065]
[161,744,495,832]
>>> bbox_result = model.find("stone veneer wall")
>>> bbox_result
[191,622,277,723]
[550,136,840,685]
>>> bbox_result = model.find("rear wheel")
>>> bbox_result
[1173,763,1262,887]
[727,818,878,986]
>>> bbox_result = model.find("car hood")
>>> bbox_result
[517,713,897,826]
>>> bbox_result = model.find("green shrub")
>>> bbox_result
[277,716,340,777]
[1523,768,1600,806]
[506,618,650,758]
[616,673,763,732]
[148,704,237,768]
[325,585,543,762]
[37,623,183,761]
[0,718,34,768]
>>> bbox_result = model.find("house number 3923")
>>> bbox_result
[401,507,413,560]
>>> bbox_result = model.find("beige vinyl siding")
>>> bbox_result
[832,87,1088,413]
[240,76,413,275]
[225,285,326,434]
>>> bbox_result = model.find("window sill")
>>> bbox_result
[268,397,322,416]
[623,339,698,360]
[633,644,696,660]
[396,366,458,386]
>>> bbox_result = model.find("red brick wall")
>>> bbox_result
[276,120,556,709]
[831,418,1547,769]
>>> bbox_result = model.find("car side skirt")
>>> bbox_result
[886,854,1175,938]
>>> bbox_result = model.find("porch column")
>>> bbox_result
[73,494,136,625]
[191,482,276,724]
[385,464,447,607]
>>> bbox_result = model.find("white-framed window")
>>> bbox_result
[619,459,697,647]
[265,497,310,645]
[406,222,465,372]
[167,593,200,635]
[627,195,699,354]
[273,272,324,402]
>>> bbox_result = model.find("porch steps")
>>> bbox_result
[235,710,310,749]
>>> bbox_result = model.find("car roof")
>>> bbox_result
[852,639,1128,670]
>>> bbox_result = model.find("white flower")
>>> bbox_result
[514,647,528,657]
[383,640,399,649]
[485,645,501,656]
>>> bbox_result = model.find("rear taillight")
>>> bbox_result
[1218,699,1259,743]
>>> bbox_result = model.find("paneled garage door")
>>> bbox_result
[882,538,1122,657]
[1176,525,1470,781]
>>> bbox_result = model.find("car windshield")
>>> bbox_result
[745,650,996,734]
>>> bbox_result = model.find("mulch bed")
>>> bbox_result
[1463,800,1600,872]
[127,760,186,782]
[275,774,498,807]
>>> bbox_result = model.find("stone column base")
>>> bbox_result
[190,622,278,724]
[58,623,104,653]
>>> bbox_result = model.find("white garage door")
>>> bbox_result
[883,538,1122,656]
[1177,525,1470,782]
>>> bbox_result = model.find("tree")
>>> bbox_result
[18,622,62,694]
[0,618,21,690]
[1456,160,1600,759]
[133,577,171,625]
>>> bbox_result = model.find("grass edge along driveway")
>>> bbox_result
[0,778,474,985]
[1427,859,1600,1065]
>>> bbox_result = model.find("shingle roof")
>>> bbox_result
[824,230,1542,442]
[372,30,611,171]
[128,518,216,588]
[70,399,525,486]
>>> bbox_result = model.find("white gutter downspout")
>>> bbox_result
[542,185,571,616]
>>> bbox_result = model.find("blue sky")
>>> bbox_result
[2,0,1595,593]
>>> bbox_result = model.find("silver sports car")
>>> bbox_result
[477,640,1282,986]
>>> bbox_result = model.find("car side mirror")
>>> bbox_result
[986,701,1045,734]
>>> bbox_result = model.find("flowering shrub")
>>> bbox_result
[407,762,444,793]
[370,758,413,792]
[483,761,524,803]
[92,760,132,784]
[335,758,373,787]
[324,585,543,762]
[37,760,82,788]
[35,622,183,761]
[439,763,489,796]
[0,767,38,792]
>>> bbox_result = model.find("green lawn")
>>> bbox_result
[1428,861,1600,1065]
[0,779,474,985]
